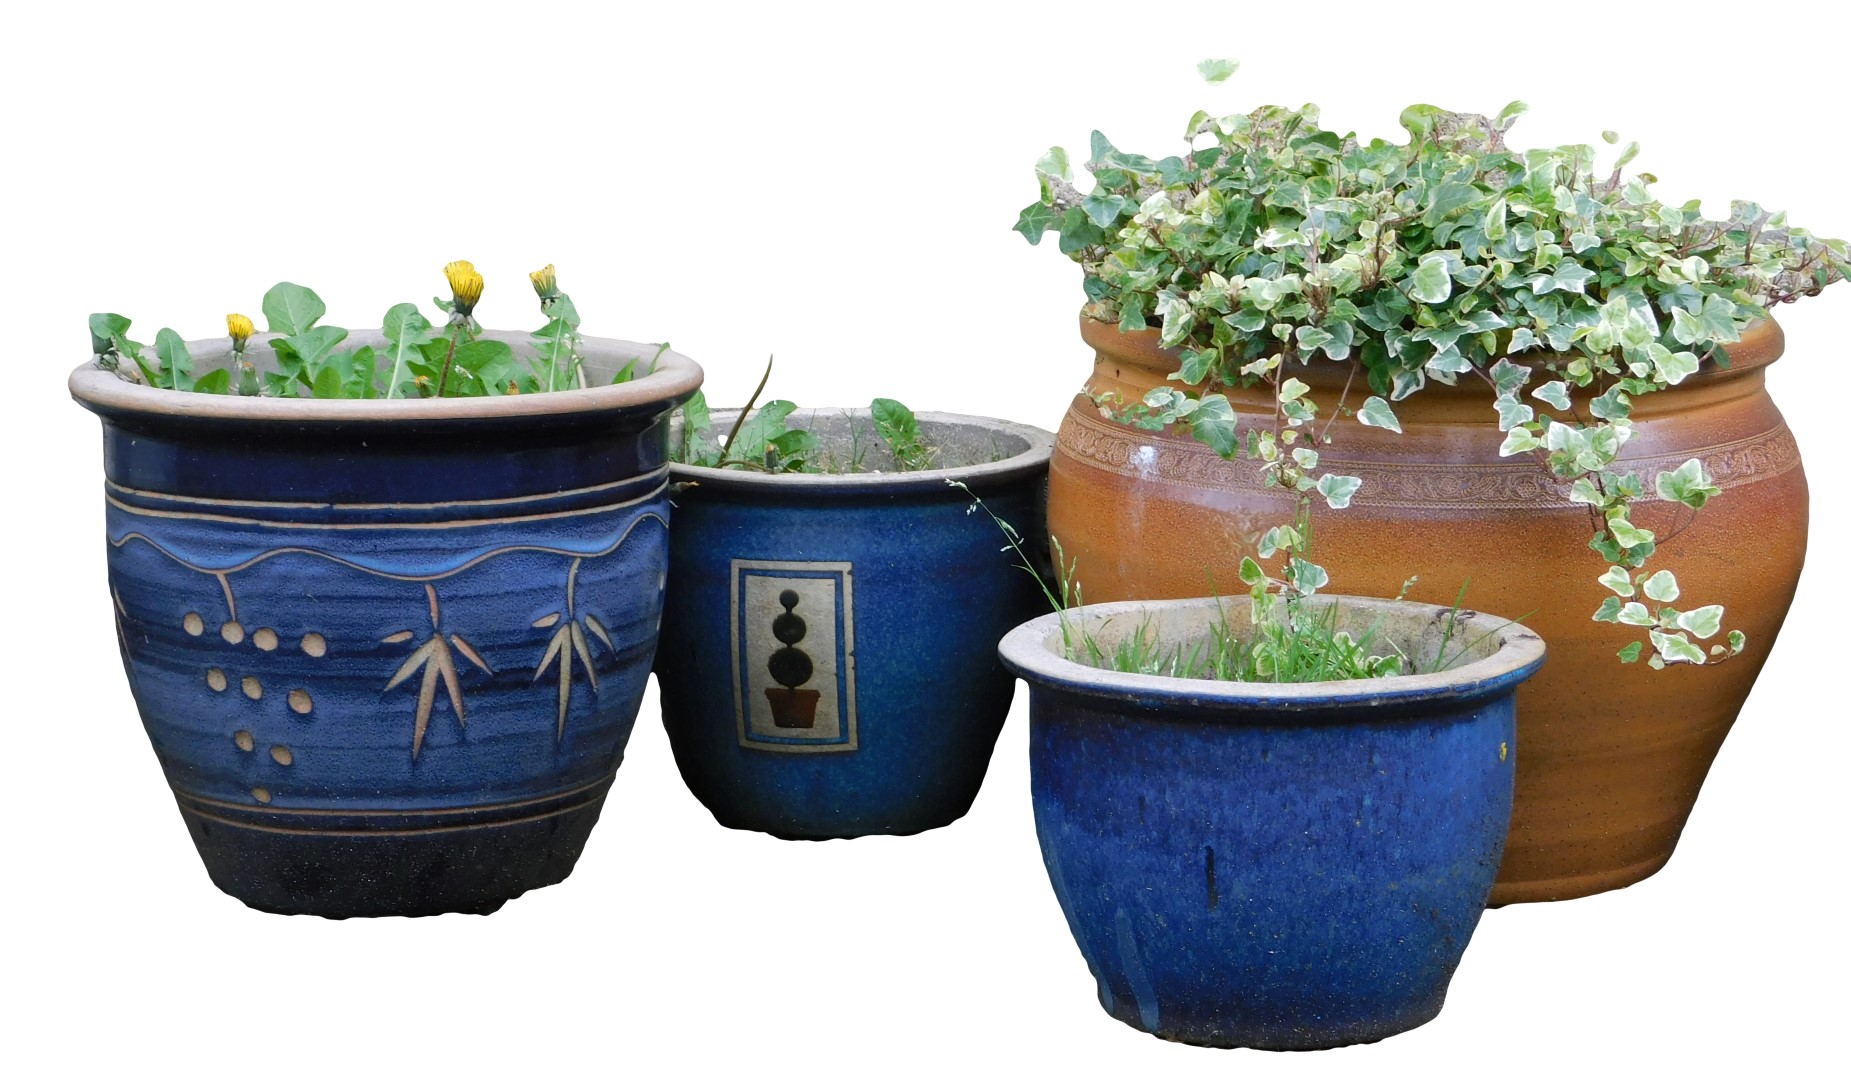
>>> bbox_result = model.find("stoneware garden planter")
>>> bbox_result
[1000,595,1546,1050]
[657,409,1053,838]
[1050,314,1806,904]
[71,331,702,917]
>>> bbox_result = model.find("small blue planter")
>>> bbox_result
[72,332,701,917]
[657,409,1052,838]
[999,596,1545,1049]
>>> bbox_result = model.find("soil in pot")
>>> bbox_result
[72,331,702,917]
[1049,314,1805,904]
[1000,595,1546,1049]
[657,408,1053,839]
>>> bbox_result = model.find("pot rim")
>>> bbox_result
[998,594,1546,714]
[1078,309,1785,383]
[668,407,1054,492]
[69,329,703,423]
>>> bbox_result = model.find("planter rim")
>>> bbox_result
[669,407,1054,492]
[69,329,703,423]
[999,594,1546,714]
[1079,309,1785,382]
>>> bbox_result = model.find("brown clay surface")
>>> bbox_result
[1049,315,1808,904]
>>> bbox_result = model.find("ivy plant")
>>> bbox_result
[89,262,665,399]
[1019,62,1846,669]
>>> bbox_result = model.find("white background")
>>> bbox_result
[3,2,1846,1076]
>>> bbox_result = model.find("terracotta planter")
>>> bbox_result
[1049,314,1807,904]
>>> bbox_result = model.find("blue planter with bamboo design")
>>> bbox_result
[656,409,1053,839]
[72,331,701,917]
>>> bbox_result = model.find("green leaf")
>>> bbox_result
[454,339,515,393]
[1409,254,1453,304]
[193,368,232,395]
[154,327,194,391]
[1081,192,1129,229]
[1186,394,1237,457]
[1013,201,1057,245]
[1239,557,1266,586]
[312,364,345,399]
[1356,396,1402,434]
[1727,630,1747,655]
[1641,569,1680,603]
[382,303,438,397]
[1196,58,1239,84]
[89,312,132,353]
[1593,596,1624,623]
[262,282,326,335]
[1316,473,1363,510]
[1616,641,1643,663]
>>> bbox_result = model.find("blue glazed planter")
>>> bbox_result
[657,409,1052,838]
[999,596,1546,1049]
[71,331,701,917]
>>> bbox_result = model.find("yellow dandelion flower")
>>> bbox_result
[444,260,484,315]
[529,264,558,299]
[227,313,255,349]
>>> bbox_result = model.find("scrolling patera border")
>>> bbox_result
[1056,406,1801,510]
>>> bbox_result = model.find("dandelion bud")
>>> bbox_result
[529,263,559,300]
[443,260,485,316]
[227,313,255,351]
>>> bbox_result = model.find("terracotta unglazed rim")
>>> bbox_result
[669,408,1055,493]
[1078,310,1786,385]
[68,329,703,423]
[999,595,1546,716]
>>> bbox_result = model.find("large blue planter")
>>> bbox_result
[71,331,701,917]
[657,409,1052,838]
[999,596,1546,1049]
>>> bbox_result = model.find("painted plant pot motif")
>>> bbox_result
[765,589,821,728]
[73,331,702,917]
[658,409,1052,839]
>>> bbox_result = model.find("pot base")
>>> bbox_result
[173,775,616,918]
[1100,984,1445,1052]
[1488,850,1674,906]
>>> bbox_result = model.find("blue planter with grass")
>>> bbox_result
[656,408,1053,839]
[999,595,1546,1050]
[71,332,701,917]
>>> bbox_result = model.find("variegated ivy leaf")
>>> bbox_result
[1278,377,1311,402]
[1490,356,1533,395]
[1598,566,1635,596]
[1727,630,1747,654]
[1357,396,1402,433]
[1239,556,1266,586]
[1494,395,1534,431]
[1186,393,1238,457]
[1618,602,1655,626]
[1607,515,1655,548]
[1641,569,1680,603]
[1676,604,1724,639]
[1035,146,1072,182]
[1617,641,1644,663]
[1389,369,1427,401]
[1505,328,1540,355]
[1570,478,1606,507]
[1316,473,1363,510]
[1289,558,1330,594]
[1291,447,1319,469]
[1593,596,1624,622]
[1197,58,1239,84]
[1650,629,1707,665]
[1532,380,1572,410]
[1655,458,1720,509]
[1410,253,1453,304]
[1499,426,1542,456]
[1650,344,1701,384]
[1257,525,1301,558]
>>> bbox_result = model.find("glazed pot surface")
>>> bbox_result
[1001,596,1544,1049]
[73,333,701,916]
[1048,316,1806,904]
[656,410,1052,839]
